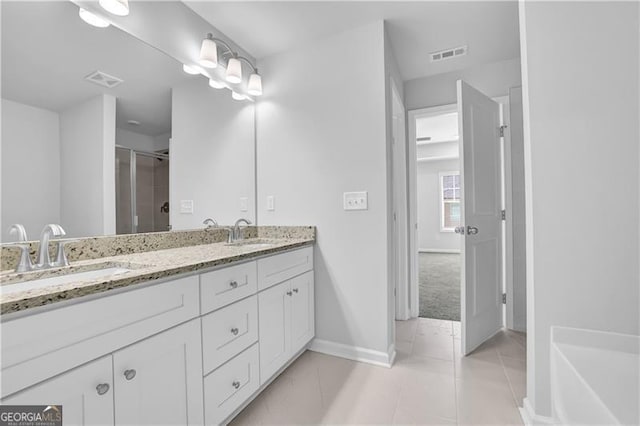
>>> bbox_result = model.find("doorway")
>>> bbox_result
[115,146,170,234]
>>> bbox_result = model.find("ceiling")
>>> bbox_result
[185,1,520,81]
[1,1,190,136]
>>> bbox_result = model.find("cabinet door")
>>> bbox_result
[2,356,114,426]
[113,319,204,425]
[290,271,315,355]
[258,280,291,384]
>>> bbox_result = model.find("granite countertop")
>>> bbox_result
[0,237,314,315]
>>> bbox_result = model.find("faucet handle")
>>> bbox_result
[8,224,28,242]
[53,240,70,268]
[203,218,218,229]
[12,244,34,273]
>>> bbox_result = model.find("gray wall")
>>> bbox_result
[520,1,639,417]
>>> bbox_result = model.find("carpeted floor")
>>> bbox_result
[419,252,461,321]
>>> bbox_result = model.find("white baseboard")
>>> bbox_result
[418,248,461,254]
[309,339,396,368]
[520,397,557,425]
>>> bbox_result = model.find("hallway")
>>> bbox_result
[419,253,461,321]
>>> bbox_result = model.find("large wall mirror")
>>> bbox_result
[1,1,256,242]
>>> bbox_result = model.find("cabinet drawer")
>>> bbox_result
[202,296,258,374]
[200,261,257,314]
[257,246,313,291]
[1,275,199,398]
[204,344,259,426]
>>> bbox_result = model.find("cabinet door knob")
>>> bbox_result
[124,369,137,381]
[232,381,241,389]
[231,327,239,336]
[293,288,299,293]
[96,383,110,395]
[229,280,238,289]
[286,291,292,296]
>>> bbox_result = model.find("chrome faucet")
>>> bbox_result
[203,218,218,229]
[36,224,66,269]
[8,224,33,273]
[232,218,252,242]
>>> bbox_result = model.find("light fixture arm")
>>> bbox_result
[206,34,235,58]
[237,56,258,74]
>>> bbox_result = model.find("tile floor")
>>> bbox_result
[231,318,526,425]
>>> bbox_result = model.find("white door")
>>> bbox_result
[457,80,503,355]
[113,319,204,425]
[290,271,315,354]
[258,280,291,384]
[2,356,114,426]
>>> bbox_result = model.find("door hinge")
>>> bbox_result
[501,210,506,221]
[502,293,507,304]
[499,125,508,138]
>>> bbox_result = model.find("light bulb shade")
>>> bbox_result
[231,91,245,101]
[199,38,218,68]
[182,64,201,75]
[226,57,242,84]
[98,0,129,16]
[209,79,225,89]
[247,73,263,96]
[78,8,110,28]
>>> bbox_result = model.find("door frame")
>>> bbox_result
[406,97,515,325]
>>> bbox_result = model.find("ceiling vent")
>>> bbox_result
[84,70,123,89]
[430,45,467,62]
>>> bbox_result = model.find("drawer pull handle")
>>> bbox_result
[232,381,241,389]
[96,383,110,395]
[286,291,293,296]
[229,280,238,289]
[293,288,299,293]
[124,369,137,381]
[231,327,239,336]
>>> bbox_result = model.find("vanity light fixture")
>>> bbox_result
[78,8,111,28]
[208,79,225,89]
[231,91,246,101]
[182,64,202,75]
[226,56,242,84]
[199,34,218,68]
[98,0,129,16]
[247,72,263,96]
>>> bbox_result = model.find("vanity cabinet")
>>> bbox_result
[258,271,315,384]
[2,356,114,425]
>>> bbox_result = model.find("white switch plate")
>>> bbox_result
[267,196,275,211]
[343,191,368,210]
[180,200,194,214]
[239,197,249,212]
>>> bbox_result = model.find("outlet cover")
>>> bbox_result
[343,191,368,211]
[180,200,194,214]
[239,197,249,212]
[267,196,275,211]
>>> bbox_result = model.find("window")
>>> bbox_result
[440,172,461,231]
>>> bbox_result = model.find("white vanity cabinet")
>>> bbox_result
[2,356,114,425]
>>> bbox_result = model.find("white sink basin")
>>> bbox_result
[1,266,133,296]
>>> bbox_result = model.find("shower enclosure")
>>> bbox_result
[115,146,170,234]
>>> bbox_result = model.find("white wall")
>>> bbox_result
[171,79,255,229]
[417,158,461,252]
[404,57,521,110]
[519,1,639,418]
[256,21,393,360]
[153,132,170,151]
[60,95,116,238]
[1,99,60,242]
[116,128,156,152]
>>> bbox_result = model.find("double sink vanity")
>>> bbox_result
[0,226,315,425]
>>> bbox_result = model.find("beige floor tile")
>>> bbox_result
[501,355,527,405]
[397,318,419,342]
[412,329,454,361]
[456,378,524,425]
[417,317,454,330]
[395,369,458,422]
[395,351,455,377]
[395,339,414,356]
[392,408,457,426]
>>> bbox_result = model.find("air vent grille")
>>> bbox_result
[84,70,123,88]
[430,45,467,62]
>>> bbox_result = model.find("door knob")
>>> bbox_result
[293,288,299,293]
[454,226,465,234]
[232,381,241,389]
[286,291,293,296]
[96,383,110,395]
[231,327,239,336]
[467,226,479,235]
[229,280,238,289]
[124,369,136,381]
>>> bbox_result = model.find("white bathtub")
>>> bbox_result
[550,326,639,425]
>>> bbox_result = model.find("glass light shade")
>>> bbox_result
[98,0,129,16]
[247,73,262,96]
[79,8,110,28]
[209,79,225,89]
[199,38,218,68]
[231,91,246,101]
[226,57,242,84]
[182,64,201,75]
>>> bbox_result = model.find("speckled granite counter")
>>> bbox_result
[0,227,315,315]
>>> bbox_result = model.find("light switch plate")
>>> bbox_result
[239,197,249,212]
[267,196,275,211]
[343,191,368,210]
[180,200,194,214]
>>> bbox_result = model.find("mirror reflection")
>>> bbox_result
[1,1,256,242]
